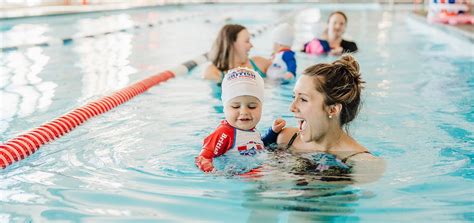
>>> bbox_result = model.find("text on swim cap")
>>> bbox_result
[226,69,256,81]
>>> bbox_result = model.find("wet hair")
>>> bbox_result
[302,54,365,126]
[328,11,348,24]
[209,24,246,72]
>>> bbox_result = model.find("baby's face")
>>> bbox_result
[224,96,262,130]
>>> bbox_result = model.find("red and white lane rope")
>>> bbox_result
[0,53,207,169]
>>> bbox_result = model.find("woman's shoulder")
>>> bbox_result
[341,39,356,44]
[250,56,271,72]
[341,39,358,52]
[203,63,222,82]
[276,127,299,145]
[337,136,372,163]
[251,55,270,63]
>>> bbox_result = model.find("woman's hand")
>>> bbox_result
[272,118,286,133]
[329,47,343,56]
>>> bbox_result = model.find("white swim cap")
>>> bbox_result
[221,67,264,105]
[272,23,294,47]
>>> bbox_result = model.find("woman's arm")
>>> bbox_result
[203,64,222,82]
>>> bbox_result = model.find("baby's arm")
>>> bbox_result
[282,51,296,80]
[272,118,286,133]
[195,126,233,172]
[261,118,286,146]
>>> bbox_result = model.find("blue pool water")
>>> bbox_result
[1,3,473,222]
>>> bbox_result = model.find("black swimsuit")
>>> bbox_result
[273,133,372,182]
[286,133,371,175]
[286,133,371,164]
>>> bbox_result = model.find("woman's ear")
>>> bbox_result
[328,103,342,118]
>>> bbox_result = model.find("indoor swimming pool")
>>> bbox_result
[0,3,473,222]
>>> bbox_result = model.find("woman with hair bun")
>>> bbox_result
[274,54,384,183]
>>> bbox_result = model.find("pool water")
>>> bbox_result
[1,3,473,222]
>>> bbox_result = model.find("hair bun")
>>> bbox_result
[339,54,359,73]
[333,54,364,88]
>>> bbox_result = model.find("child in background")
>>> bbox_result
[267,23,297,81]
[304,37,331,56]
[195,67,285,173]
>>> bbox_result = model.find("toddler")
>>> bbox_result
[195,68,285,173]
[267,23,297,81]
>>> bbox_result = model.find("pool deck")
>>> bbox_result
[1,2,473,43]
[411,10,474,44]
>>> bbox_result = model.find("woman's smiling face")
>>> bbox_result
[290,75,331,143]
[327,13,347,39]
[233,29,253,60]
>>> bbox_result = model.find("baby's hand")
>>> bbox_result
[195,156,215,172]
[283,72,294,80]
[272,118,286,133]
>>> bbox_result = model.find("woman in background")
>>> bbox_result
[304,11,358,56]
[203,24,270,83]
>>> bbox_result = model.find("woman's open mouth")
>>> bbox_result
[296,118,307,132]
